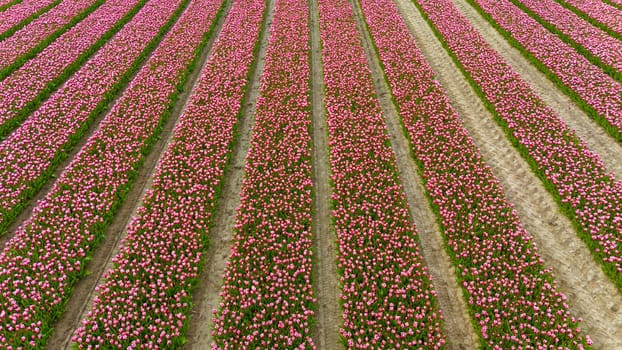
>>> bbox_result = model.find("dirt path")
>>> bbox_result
[308,0,343,348]
[394,0,622,347]
[450,0,622,182]
[181,1,274,348]
[349,1,480,348]
[43,1,232,348]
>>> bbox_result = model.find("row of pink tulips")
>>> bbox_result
[555,0,622,36]
[413,0,622,288]
[0,0,103,76]
[0,0,20,11]
[510,0,622,74]
[359,0,590,347]
[317,0,445,347]
[605,0,622,9]
[470,0,622,139]
[0,0,58,38]
[72,0,266,348]
[0,0,169,235]
[0,0,145,136]
[213,0,315,347]
[0,0,202,347]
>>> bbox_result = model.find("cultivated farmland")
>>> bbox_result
[0,0,620,348]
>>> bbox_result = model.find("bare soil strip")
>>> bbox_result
[42,1,234,348]
[308,0,343,348]
[349,1,480,348]
[394,0,622,347]
[181,1,275,348]
[451,0,622,182]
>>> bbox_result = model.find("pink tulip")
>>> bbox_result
[317,0,446,347]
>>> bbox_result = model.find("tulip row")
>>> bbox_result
[0,0,21,12]
[0,0,222,347]
[0,0,146,137]
[553,0,622,38]
[358,0,590,347]
[0,0,185,239]
[412,0,622,288]
[72,0,267,347]
[509,0,622,77]
[0,0,60,41]
[212,0,315,347]
[604,0,622,10]
[317,0,446,347]
[0,0,104,78]
[468,0,622,140]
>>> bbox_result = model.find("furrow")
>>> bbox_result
[308,0,343,347]
[46,0,232,348]
[395,0,622,347]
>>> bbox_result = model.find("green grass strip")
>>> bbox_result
[0,0,106,81]
[0,0,62,42]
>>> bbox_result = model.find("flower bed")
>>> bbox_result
[359,0,591,347]
[0,0,180,235]
[413,0,622,291]
[317,0,446,347]
[72,0,267,348]
[0,0,21,12]
[0,0,223,346]
[212,0,315,347]
[0,0,59,40]
[469,0,622,140]
[0,0,145,137]
[0,0,103,77]
[554,0,622,37]
[510,0,622,76]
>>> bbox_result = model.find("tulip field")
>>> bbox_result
[0,0,621,348]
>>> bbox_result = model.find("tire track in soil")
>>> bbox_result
[308,0,343,347]
[452,0,622,182]
[349,0,480,348]
[182,0,274,348]
[43,0,234,347]
[394,0,622,347]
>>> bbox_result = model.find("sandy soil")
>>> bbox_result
[350,1,481,348]
[181,1,274,348]
[308,0,344,347]
[395,0,622,347]
[454,0,622,182]
[43,0,231,347]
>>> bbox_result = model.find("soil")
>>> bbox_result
[454,0,622,182]
[181,1,274,348]
[308,0,344,347]
[350,0,481,348]
[395,0,622,347]
[43,0,231,347]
